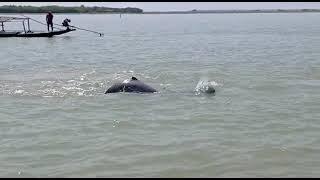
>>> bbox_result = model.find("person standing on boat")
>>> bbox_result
[46,11,54,32]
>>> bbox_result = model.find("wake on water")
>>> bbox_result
[2,68,221,97]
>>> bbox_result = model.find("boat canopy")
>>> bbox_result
[0,16,29,23]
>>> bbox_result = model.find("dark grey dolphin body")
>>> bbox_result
[105,77,157,94]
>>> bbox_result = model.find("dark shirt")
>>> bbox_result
[46,13,53,23]
[62,19,69,27]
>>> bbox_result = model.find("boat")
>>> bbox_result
[15,28,75,37]
[0,16,75,37]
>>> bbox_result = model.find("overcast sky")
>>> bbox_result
[0,2,320,11]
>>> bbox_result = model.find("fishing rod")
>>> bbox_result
[51,20,104,37]
[69,25,104,37]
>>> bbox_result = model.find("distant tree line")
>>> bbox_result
[0,5,143,13]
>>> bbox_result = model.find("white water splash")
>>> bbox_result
[13,89,25,94]
[194,78,220,95]
[122,79,130,84]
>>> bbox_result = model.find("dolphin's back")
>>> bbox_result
[124,80,157,93]
[105,83,124,93]
[105,78,157,94]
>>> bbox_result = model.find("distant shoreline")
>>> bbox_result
[143,9,320,14]
[0,6,320,14]
[0,5,143,14]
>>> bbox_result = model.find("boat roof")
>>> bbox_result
[0,16,29,23]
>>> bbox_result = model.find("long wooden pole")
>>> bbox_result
[27,18,31,32]
[22,20,26,33]
[69,25,104,36]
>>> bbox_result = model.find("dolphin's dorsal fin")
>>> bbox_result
[131,77,138,80]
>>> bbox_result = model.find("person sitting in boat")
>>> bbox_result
[62,18,71,30]
[46,11,54,32]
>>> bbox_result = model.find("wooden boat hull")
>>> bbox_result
[0,29,75,37]
[0,31,20,37]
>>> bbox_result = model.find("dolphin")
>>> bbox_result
[105,76,157,94]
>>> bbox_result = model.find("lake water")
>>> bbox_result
[1,13,320,177]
